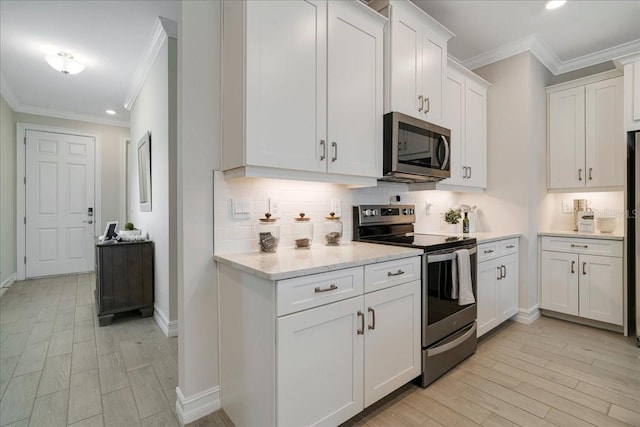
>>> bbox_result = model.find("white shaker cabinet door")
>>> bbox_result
[585,77,624,188]
[363,280,421,407]
[541,251,579,316]
[421,31,446,124]
[327,0,383,178]
[578,254,623,325]
[245,0,327,173]
[548,86,585,189]
[464,78,487,189]
[477,259,499,337]
[277,296,364,427]
[498,253,519,322]
[441,67,465,186]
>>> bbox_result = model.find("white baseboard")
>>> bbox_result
[515,304,540,324]
[176,386,221,425]
[154,304,179,337]
[0,273,16,293]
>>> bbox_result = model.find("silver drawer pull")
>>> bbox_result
[570,244,588,248]
[387,269,405,277]
[484,249,494,254]
[506,245,515,249]
[357,311,364,335]
[315,284,338,293]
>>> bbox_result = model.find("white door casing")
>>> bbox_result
[25,130,95,277]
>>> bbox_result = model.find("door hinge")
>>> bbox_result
[24,256,26,264]
[23,177,26,185]
[23,216,26,225]
[23,137,26,145]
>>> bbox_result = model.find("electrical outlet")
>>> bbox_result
[268,198,281,216]
[425,201,432,215]
[562,200,572,214]
[330,199,342,217]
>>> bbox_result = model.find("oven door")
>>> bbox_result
[423,246,477,347]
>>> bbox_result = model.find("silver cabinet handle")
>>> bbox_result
[497,266,502,280]
[425,97,430,113]
[462,166,468,179]
[357,310,364,335]
[589,168,593,180]
[320,140,326,161]
[387,269,405,277]
[484,249,494,254]
[578,169,583,181]
[582,262,587,275]
[570,244,588,248]
[571,261,575,274]
[314,284,337,293]
[501,265,506,278]
[506,245,515,249]
[331,142,337,162]
[368,307,375,330]
[468,166,472,179]
[418,95,423,112]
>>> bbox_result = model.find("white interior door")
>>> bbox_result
[25,130,95,277]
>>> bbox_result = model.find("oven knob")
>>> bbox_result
[402,208,409,215]
[372,209,378,216]
[409,208,415,215]
[363,209,372,217]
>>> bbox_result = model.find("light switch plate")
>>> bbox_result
[268,198,281,216]
[562,200,572,214]
[231,198,252,219]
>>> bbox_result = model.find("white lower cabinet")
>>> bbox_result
[477,238,519,337]
[540,237,623,326]
[219,256,421,427]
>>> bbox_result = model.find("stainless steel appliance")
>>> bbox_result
[353,204,477,386]
[627,130,640,347]
[381,112,451,183]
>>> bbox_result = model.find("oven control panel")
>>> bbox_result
[354,204,416,226]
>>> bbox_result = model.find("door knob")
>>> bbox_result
[83,220,93,224]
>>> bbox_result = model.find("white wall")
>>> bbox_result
[176,1,220,422]
[1,95,16,287]
[129,35,178,327]
[541,191,625,233]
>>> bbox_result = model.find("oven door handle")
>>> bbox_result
[427,246,477,263]
[426,322,477,357]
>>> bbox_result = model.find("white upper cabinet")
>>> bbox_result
[222,0,386,186]
[547,72,624,191]
[438,61,489,190]
[371,0,453,124]
[617,54,640,131]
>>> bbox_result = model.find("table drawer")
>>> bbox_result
[277,267,364,316]
[364,256,421,293]
[540,236,622,257]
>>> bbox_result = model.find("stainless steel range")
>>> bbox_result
[353,204,478,386]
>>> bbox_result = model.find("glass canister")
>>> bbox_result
[324,212,342,246]
[258,213,280,253]
[293,213,313,249]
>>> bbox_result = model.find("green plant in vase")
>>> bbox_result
[444,209,461,224]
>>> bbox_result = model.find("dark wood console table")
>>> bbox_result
[95,240,154,326]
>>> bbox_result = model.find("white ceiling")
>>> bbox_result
[1,1,638,128]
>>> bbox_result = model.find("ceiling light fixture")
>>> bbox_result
[105,109,116,115]
[45,52,85,75]
[545,0,566,10]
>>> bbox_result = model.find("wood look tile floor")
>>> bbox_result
[2,274,639,426]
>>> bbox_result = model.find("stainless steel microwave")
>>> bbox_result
[381,111,451,183]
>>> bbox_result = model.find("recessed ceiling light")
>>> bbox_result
[546,0,566,10]
[45,52,85,75]
[105,110,116,115]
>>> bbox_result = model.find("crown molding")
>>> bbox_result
[0,71,19,110]
[462,33,640,76]
[123,16,177,111]
[13,103,129,128]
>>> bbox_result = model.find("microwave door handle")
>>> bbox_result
[440,135,450,170]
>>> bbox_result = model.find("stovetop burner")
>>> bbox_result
[353,204,476,252]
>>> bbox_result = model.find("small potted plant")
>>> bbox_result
[119,222,142,240]
[444,208,461,233]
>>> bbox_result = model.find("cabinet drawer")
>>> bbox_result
[277,267,364,316]
[499,238,519,256]
[364,256,421,293]
[541,236,622,257]
[477,242,499,262]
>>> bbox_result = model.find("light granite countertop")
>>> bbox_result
[538,230,624,241]
[439,232,521,244]
[214,242,423,281]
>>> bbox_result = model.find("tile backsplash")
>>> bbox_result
[214,172,467,254]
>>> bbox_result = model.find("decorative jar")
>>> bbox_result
[324,212,342,246]
[258,213,280,253]
[293,213,313,249]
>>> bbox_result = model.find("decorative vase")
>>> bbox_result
[446,223,458,234]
